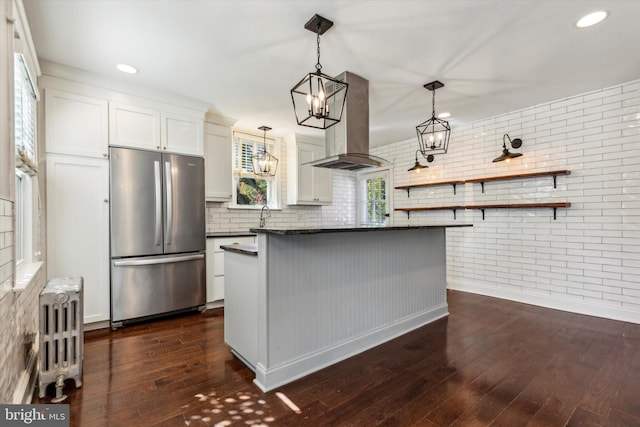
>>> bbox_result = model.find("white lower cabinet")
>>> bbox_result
[46,154,110,324]
[206,236,255,306]
[223,250,258,369]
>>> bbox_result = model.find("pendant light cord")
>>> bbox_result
[315,24,322,73]
[432,89,436,119]
[263,128,267,151]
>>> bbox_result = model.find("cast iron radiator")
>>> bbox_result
[38,277,83,402]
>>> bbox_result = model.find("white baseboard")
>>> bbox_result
[253,304,449,392]
[448,280,640,325]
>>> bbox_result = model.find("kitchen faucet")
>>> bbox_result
[259,205,271,227]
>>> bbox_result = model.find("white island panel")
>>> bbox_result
[252,227,450,391]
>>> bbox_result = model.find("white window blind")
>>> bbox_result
[233,132,274,177]
[231,131,279,208]
[14,53,38,172]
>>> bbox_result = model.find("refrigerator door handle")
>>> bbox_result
[113,253,204,267]
[154,160,162,246]
[164,160,173,246]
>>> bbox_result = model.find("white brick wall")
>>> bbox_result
[372,78,640,324]
[206,138,356,232]
[0,197,46,403]
[0,198,13,296]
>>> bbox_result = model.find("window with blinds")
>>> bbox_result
[231,131,279,208]
[14,53,38,271]
[14,53,38,174]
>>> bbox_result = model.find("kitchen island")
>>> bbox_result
[222,225,471,392]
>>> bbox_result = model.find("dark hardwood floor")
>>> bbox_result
[35,290,640,426]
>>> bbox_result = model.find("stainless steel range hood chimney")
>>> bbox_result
[309,71,386,171]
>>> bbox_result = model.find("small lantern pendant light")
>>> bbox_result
[252,126,278,176]
[290,14,348,130]
[416,81,451,157]
[493,134,523,163]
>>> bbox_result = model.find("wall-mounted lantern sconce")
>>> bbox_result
[407,150,434,172]
[493,134,523,163]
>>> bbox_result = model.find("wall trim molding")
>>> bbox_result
[448,280,640,325]
[253,305,449,392]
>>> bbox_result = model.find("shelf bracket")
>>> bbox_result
[406,188,410,198]
[553,175,557,188]
[452,209,457,220]
[553,207,557,220]
[480,209,485,220]
[406,211,410,220]
[452,183,457,195]
[480,182,485,193]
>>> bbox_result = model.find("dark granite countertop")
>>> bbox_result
[206,231,257,238]
[249,224,472,235]
[220,243,258,256]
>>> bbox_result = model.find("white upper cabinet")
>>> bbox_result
[109,102,160,151]
[161,112,204,156]
[204,116,235,201]
[109,102,204,156]
[45,89,109,158]
[287,134,332,205]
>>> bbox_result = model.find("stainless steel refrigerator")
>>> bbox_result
[109,147,206,327]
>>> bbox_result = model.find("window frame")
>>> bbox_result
[13,52,39,279]
[229,129,281,210]
[14,171,24,266]
[357,168,392,226]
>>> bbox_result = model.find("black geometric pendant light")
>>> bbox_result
[290,14,348,130]
[416,81,451,157]
[252,126,278,176]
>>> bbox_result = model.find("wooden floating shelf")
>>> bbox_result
[395,170,571,196]
[463,202,571,220]
[466,170,571,193]
[395,205,465,219]
[395,180,465,196]
[395,202,571,220]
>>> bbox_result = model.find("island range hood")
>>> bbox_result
[309,71,386,171]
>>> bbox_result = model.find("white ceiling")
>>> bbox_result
[22,0,640,147]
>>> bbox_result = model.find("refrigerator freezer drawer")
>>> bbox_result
[111,253,205,323]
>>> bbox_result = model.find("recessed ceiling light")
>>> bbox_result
[116,63,138,74]
[438,112,451,119]
[576,11,608,28]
